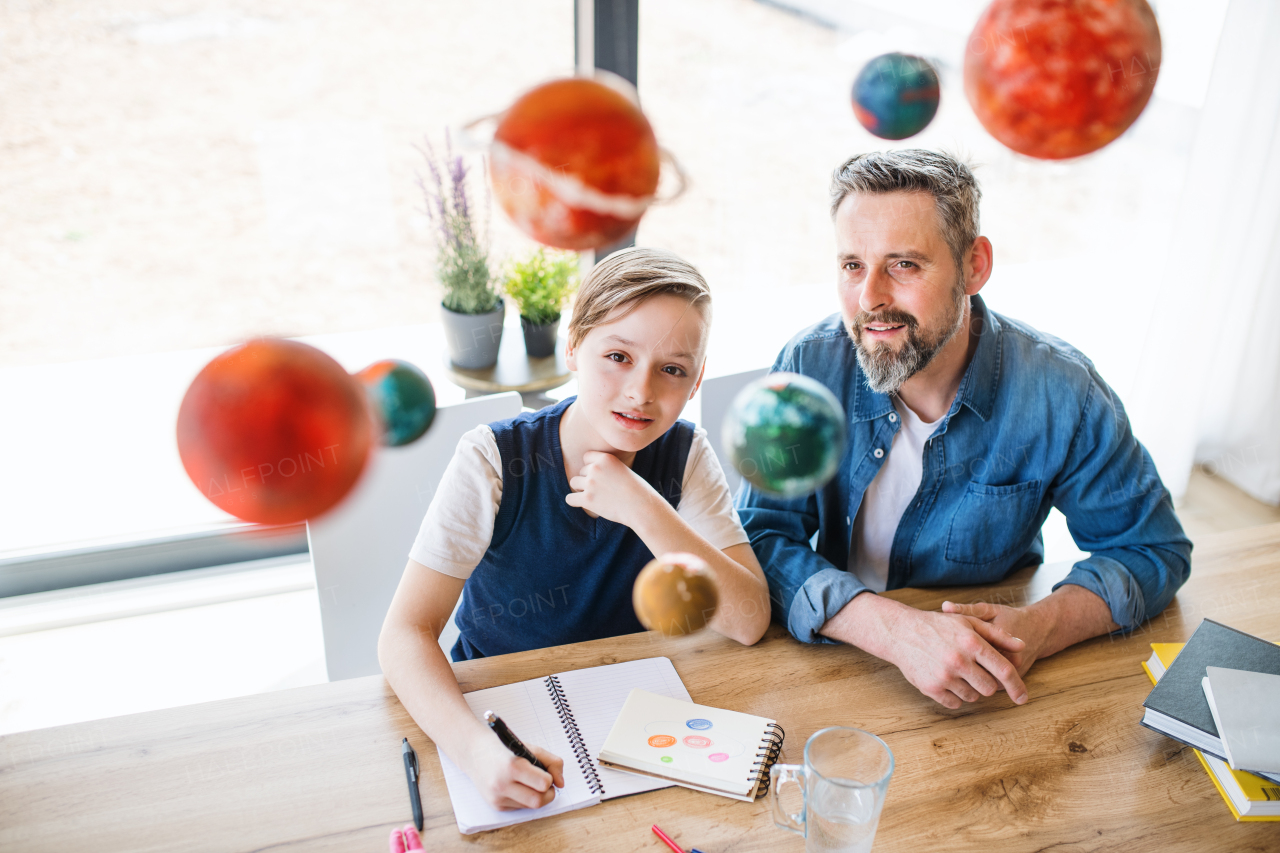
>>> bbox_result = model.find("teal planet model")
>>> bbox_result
[723,372,846,499]
[852,52,940,140]
[356,359,437,447]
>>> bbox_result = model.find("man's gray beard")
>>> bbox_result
[855,340,925,395]
[853,288,967,395]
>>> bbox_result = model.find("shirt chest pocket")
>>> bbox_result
[944,480,1042,566]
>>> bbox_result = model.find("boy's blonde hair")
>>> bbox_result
[566,247,712,352]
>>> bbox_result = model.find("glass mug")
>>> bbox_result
[770,727,894,853]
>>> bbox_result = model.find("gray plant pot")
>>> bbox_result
[521,314,560,358]
[442,299,505,369]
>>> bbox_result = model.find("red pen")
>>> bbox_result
[651,824,685,853]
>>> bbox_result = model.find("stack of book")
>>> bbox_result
[1139,619,1280,821]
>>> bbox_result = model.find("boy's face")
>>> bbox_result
[565,293,707,455]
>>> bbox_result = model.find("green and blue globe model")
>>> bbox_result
[852,52,941,140]
[356,359,437,447]
[723,372,846,499]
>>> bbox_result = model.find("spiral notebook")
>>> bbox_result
[598,689,785,801]
[438,657,694,834]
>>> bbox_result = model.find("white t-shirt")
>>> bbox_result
[409,424,750,578]
[849,396,943,592]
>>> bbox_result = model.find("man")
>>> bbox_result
[737,150,1191,710]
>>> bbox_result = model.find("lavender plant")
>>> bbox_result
[417,135,500,315]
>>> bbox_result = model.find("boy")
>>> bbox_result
[378,247,770,811]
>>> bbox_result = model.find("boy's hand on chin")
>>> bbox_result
[566,450,660,525]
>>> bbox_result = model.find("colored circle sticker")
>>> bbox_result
[708,753,730,762]
[683,735,713,749]
[647,735,677,748]
[661,755,674,763]
[685,718,713,730]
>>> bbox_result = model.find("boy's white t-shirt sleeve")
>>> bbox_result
[408,425,502,579]
[677,427,750,551]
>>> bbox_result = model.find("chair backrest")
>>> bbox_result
[697,367,770,496]
[307,392,523,681]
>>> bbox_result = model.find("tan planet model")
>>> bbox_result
[632,553,719,637]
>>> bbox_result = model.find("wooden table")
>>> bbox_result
[443,327,571,410]
[3,524,1280,852]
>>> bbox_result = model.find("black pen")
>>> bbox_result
[484,710,550,772]
[402,737,424,831]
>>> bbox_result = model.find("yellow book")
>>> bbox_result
[1143,642,1280,821]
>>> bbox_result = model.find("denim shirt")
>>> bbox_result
[736,296,1192,644]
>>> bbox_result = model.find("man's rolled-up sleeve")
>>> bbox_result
[736,485,870,644]
[1050,372,1193,631]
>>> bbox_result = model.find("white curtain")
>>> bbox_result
[1129,0,1280,505]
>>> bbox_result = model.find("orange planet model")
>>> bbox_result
[490,77,662,250]
[177,338,375,525]
[964,0,1161,160]
[632,553,719,637]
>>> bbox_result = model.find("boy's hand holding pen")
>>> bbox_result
[485,711,550,771]
[460,711,565,811]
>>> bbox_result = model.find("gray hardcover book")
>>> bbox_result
[1140,619,1280,785]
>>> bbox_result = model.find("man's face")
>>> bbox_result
[834,191,967,395]
[565,293,707,455]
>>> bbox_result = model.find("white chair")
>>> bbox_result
[307,392,523,681]
[697,367,770,496]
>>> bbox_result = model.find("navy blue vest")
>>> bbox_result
[451,397,694,662]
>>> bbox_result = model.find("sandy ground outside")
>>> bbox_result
[2,0,1194,368]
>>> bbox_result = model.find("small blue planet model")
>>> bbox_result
[722,372,846,499]
[356,359,437,447]
[852,52,941,140]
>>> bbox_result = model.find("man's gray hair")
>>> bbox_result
[829,150,981,274]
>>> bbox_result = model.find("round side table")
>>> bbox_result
[443,332,573,410]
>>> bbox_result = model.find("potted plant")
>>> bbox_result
[418,136,504,369]
[500,248,580,358]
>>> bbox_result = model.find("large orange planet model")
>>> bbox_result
[964,0,1161,160]
[490,77,662,250]
[177,338,375,525]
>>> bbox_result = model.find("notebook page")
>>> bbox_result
[599,689,775,797]
[552,657,692,799]
[438,678,599,834]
